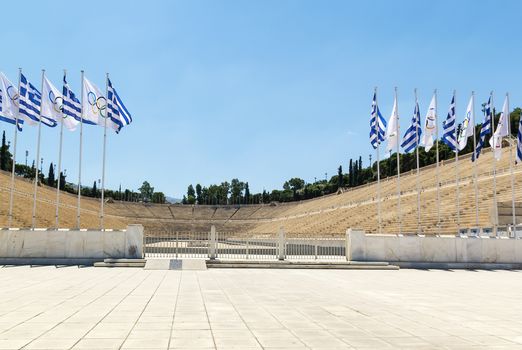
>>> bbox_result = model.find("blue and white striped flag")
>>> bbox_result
[63,75,88,124]
[19,73,57,128]
[401,100,422,153]
[0,72,23,131]
[472,95,492,162]
[509,93,522,163]
[442,93,458,151]
[107,79,132,133]
[369,92,386,149]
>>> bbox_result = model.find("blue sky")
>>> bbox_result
[1,0,521,198]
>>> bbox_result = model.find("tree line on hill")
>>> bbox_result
[0,131,167,204]
[182,108,521,205]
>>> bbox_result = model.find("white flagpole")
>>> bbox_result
[472,91,479,228]
[31,69,45,229]
[491,92,498,236]
[77,70,84,229]
[100,73,109,230]
[395,87,402,235]
[455,90,461,234]
[507,92,516,232]
[55,69,66,229]
[414,88,421,234]
[375,87,382,234]
[435,89,441,231]
[7,68,21,228]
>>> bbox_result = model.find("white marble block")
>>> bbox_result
[346,229,522,263]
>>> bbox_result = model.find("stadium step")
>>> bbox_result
[94,258,146,268]
[206,260,399,270]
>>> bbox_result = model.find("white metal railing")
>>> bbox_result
[144,226,345,261]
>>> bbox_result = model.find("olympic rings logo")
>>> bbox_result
[87,91,107,118]
[48,90,64,113]
[6,86,19,107]
[425,112,436,130]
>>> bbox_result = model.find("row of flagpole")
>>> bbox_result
[371,88,520,235]
[0,69,132,230]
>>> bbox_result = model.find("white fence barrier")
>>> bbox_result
[144,226,346,261]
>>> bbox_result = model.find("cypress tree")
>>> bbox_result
[47,163,55,187]
[0,131,7,171]
[348,159,353,187]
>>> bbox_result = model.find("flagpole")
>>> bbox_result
[8,68,21,228]
[414,88,421,234]
[395,87,402,235]
[77,70,84,229]
[100,73,109,230]
[31,69,45,229]
[472,91,479,228]
[491,92,498,236]
[455,90,461,234]
[375,87,382,234]
[507,92,516,233]
[55,69,66,229]
[435,89,440,231]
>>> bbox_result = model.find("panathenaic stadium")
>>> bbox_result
[1,147,519,237]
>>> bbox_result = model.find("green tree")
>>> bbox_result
[187,184,196,204]
[285,177,305,201]
[262,189,269,203]
[219,182,230,204]
[348,159,353,187]
[138,181,154,202]
[0,131,9,171]
[195,184,202,204]
[152,192,166,204]
[92,181,97,197]
[47,163,55,187]
[59,171,66,190]
[230,178,245,204]
[337,165,343,189]
[244,182,250,204]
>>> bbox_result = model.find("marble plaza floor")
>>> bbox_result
[0,267,520,349]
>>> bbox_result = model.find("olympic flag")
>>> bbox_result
[385,93,399,153]
[41,76,78,131]
[457,95,474,151]
[0,72,23,131]
[421,94,437,152]
[490,94,510,160]
[82,77,105,126]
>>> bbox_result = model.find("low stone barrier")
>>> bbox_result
[346,229,522,267]
[0,224,143,265]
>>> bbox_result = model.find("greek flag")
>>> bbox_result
[472,95,492,162]
[62,75,87,124]
[517,110,522,164]
[0,72,23,131]
[107,79,132,133]
[401,101,422,153]
[442,93,458,151]
[19,73,57,128]
[369,92,386,149]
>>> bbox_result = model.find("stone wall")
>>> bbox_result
[347,229,522,264]
[0,224,143,260]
